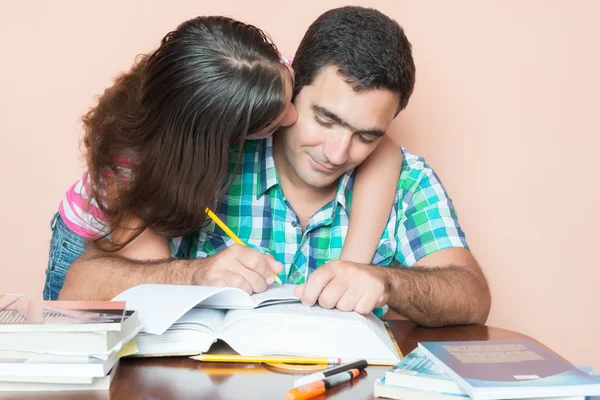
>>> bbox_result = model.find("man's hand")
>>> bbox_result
[192,244,283,295]
[294,261,389,314]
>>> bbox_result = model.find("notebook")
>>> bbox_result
[418,340,600,400]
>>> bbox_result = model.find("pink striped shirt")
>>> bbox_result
[58,171,110,239]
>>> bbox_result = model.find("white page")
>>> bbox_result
[113,284,252,335]
[220,304,399,362]
[196,284,299,309]
[173,308,226,331]
[250,284,299,307]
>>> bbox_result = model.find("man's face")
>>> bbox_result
[276,66,400,190]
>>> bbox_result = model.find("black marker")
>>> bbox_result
[292,359,368,387]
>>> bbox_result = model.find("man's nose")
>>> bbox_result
[323,131,351,166]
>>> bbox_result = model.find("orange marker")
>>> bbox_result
[285,368,361,400]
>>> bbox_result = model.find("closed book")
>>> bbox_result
[374,377,586,400]
[0,362,119,392]
[384,347,466,395]
[375,376,469,400]
[418,340,600,400]
[377,347,593,400]
[0,349,120,378]
[0,295,139,355]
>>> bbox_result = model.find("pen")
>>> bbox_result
[192,354,350,365]
[293,359,367,387]
[205,207,282,284]
[285,368,361,400]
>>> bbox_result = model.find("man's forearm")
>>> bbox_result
[384,264,491,327]
[59,248,204,301]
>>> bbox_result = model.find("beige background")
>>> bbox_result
[1,1,598,370]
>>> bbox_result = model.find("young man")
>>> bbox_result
[172,6,491,326]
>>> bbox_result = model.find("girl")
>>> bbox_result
[44,16,402,300]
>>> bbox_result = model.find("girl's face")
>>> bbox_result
[245,65,297,140]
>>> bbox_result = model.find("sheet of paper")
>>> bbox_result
[250,284,298,307]
[113,284,243,335]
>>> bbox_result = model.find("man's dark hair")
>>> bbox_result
[292,6,416,113]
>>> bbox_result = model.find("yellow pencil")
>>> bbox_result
[205,207,282,284]
[191,354,396,366]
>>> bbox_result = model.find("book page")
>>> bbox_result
[250,284,299,307]
[219,304,399,362]
[196,289,256,310]
[174,308,226,333]
[113,284,253,335]
[133,308,226,356]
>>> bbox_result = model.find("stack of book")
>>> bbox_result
[374,339,600,400]
[0,294,139,392]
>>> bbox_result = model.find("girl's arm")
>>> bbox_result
[100,177,171,261]
[110,216,171,260]
[340,135,402,264]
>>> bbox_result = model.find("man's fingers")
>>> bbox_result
[354,290,378,315]
[234,266,268,294]
[262,253,284,275]
[206,278,229,288]
[218,270,253,295]
[300,267,335,306]
[294,284,305,298]
[335,285,362,312]
[234,247,272,280]
[318,279,347,309]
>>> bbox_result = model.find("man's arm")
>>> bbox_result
[59,247,198,301]
[383,248,491,327]
[295,248,491,328]
[59,244,284,301]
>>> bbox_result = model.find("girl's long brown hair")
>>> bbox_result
[82,16,288,250]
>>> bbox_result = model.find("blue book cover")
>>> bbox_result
[418,340,600,400]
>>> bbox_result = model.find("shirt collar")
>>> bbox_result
[257,137,279,198]
[335,171,355,212]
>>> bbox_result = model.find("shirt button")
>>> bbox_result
[291,221,298,227]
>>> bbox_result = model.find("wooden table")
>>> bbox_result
[2,319,542,400]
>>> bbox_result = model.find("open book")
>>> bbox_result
[113,284,401,364]
[134,303,400,363]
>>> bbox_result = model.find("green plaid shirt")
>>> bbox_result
[171,137,468,288]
